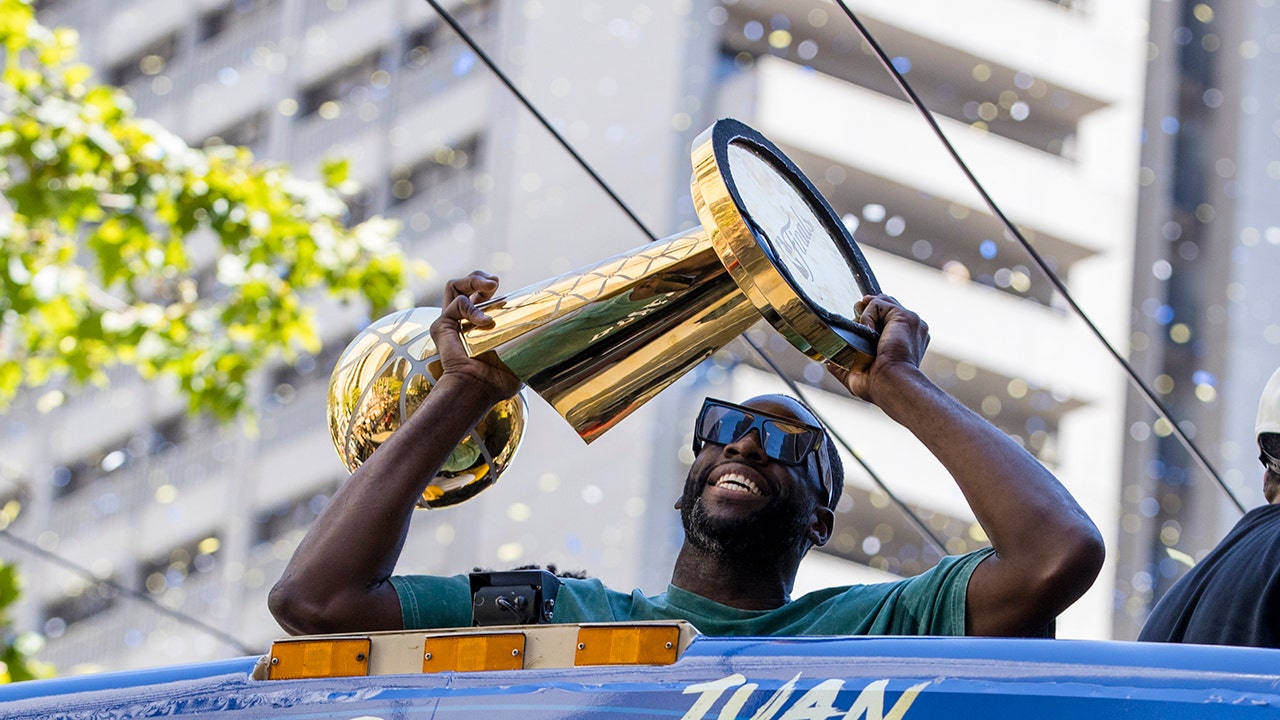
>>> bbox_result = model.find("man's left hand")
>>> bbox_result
[828,294,930,405]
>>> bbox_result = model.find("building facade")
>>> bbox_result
[1115,0,1280,640]
[2,0,1157,673]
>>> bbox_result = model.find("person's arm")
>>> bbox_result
[829,294,1104,637]
[268,271,522,635]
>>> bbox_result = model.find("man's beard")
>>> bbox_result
[680,471,812,561]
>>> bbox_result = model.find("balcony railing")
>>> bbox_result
[186,11,284,91]
[41,539,292,670]
[384,168,480,249]
[46,439,227,542]
[35,0,95,31]
[290,8,495,163]
[116,8,282,116]
[290,105,376,162]
[395,21,496,112]
[38,566,232,670]
[300,0,377,31]
[119,73,175,118]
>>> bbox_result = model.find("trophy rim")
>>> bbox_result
[690,118,881,366]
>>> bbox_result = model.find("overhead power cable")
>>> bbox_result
[0,528,256,656]
[423,0,947,552]
[423,0,656,242]
[830,1,1244,515]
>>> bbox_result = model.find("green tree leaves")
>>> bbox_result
[0,0,423,422]
[0,0,425,681]
[0,560,52,683]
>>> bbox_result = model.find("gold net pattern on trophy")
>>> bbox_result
[463,231,709,355]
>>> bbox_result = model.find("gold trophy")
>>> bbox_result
[327,119,881,508]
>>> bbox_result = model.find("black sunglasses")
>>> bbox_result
[692,398,831,506]
[1262,452,1280,475]
[1259,445,1280,474]
[1261,434,1280,475]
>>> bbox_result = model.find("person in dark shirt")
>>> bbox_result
[1138,366,1280,648]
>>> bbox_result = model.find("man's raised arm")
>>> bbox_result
[830,294,1104,637]
[268,272,522,635]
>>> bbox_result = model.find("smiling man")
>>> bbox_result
[270,271,1104,638]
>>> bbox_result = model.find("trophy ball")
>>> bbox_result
[326,307,527,509]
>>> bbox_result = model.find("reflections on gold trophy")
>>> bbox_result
[326,119,881,509]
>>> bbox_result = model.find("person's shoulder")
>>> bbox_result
[557,575,642,604]
[557,575,609,593]
[1217,505,1280,542]
[809,548,996,605]
[1245,503,1280,523]
[827,548,997,591]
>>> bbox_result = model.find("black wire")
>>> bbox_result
[831,2,1245,516]
[0,528,257,656]
[423,0,657,242]
[424,0,947,554]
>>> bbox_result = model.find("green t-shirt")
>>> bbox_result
[390,548,994,636]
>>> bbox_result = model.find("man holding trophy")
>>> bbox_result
[270,120,1103,638]
[270,269,1102,638]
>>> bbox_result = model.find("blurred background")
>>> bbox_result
[3,0,1279,673]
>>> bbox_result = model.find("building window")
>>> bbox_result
[202,110,268,150]
[300,51,390,121]
[252,490,334,551]
[402,0,494,71]
[820,483,976,576]
[389,136,481,206]
[106,32,179,88]
[198,0,278,42]
[142,534,222,596]
[403,23,446,70]
[43,581,118,637]
[344,187,374,227]
[715,10,1091,160]
[921,352,1069,466]
[49,462,85,500]
[50,416,189,499]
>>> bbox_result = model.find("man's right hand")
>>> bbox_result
[431,271,522,403]
[269,271,525,636]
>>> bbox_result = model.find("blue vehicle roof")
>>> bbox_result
[2,633,1278,719]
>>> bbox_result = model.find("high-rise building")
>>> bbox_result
[1115,0,1280,640]
[3,0,1156,673]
